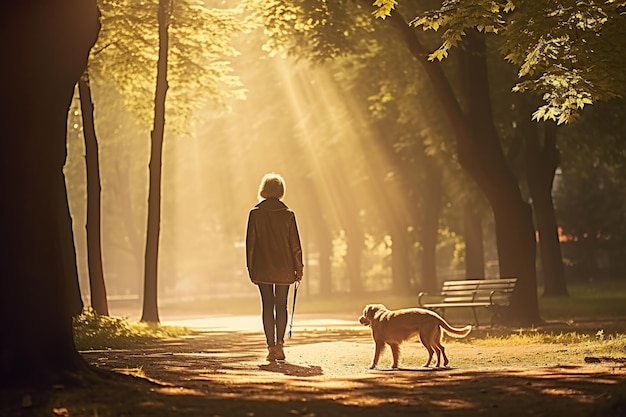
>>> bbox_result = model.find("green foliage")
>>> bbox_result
[503,0,626,124]
[410,1,509,61]
[73,307,191,350]
[372,0,398,19]
[512,66,593,124]
[372,0,626,124]
[244,0,377,62]
[91,0,248,133]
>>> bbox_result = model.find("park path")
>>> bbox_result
[75,313,626,417]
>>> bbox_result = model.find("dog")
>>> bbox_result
[359,303,472,369]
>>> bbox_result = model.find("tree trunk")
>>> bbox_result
[419,148,443,294]
[521,112,568,296]
[344,223,364,293]
[332,172,364,293]
[78,70,109,316]
[463,203,485,279]
[0,0,100,386]
[303,178,333,294]
[385,170,412,294]
[460,30,540,324]
[141,0,171,323]
[390,224,412,294]
[388,12,541,325]
[317,228,333,294]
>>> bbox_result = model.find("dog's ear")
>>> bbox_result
[365,304,380,319]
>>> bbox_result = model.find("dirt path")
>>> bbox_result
[4,315,626,416]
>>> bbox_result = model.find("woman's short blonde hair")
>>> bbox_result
[258,173,286,200]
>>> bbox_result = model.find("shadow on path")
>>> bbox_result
[258,361,324,377]
[3,317,626,417]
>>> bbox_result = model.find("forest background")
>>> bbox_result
[2,0,626,394]
[62,0,626,325]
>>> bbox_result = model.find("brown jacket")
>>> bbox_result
[246,198,303,284]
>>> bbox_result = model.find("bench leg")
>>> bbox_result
[471,307,480,328]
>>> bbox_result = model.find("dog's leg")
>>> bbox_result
[370,341,385,369]
[389,343,400,369]
[430,326,445,368]
[432,327,449,367]
[434,344,442,367]
[432,327,443,367]
[435,338,449,367]
[439,344,448,367]
[419,332,435,367]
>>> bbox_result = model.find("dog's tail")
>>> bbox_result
[438,318,472,338]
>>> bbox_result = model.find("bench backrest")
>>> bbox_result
[440,278,517,304]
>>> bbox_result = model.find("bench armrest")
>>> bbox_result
[418,291,442,307]
[489,290,512,307]
[418,292,427,306]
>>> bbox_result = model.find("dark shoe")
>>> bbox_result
[266,346,277,361]
[274,343,285,361]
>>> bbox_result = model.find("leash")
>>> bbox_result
[288,280,300,339]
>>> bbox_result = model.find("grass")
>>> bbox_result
[539,280,626,319]
[473,328,626,353]
[73,307,192,350]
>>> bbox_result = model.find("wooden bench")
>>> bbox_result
[418,278,518,327]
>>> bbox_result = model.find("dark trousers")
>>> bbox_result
[257,283,290,347]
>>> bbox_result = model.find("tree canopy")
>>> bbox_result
[92,0,248,133]
[374,0,626,124]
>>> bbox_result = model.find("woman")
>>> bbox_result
[246,173,303,361]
